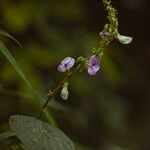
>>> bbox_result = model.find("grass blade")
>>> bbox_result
[0,41,35,94]
[0,29,22,48]
[0,41,55,125]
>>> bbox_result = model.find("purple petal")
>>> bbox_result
[58,57,75,72]
[88,65,100,76]
[99,31,110,37]
[58,64,67,72]
[66,58,75,70]
[88,55,100,66]
[61,57,72,64]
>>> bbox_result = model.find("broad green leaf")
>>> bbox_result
[9,115,75,150]
[0,41,55,124]
[0,29,22,47]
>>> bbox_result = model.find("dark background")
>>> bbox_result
[0,0,150,149]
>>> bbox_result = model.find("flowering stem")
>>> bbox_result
[39,0,118,119]
[39,53,93,118]
[39,40,112,119]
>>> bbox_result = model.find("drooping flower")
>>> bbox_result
[58,57,75,72]
[117,33,133,44]
[61,82,69,100]
[87,55,100,76]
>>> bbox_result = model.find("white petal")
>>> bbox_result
[117,33,133,44]
[61,83,69,100]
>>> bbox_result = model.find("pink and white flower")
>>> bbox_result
[58,57,75,72]
[87,55,100,76]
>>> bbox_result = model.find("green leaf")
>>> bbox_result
[0,29,22,48]
[0,41,35,96]
[9,115,75,150]
[0,41,55,125]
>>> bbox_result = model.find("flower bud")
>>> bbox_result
[61,83,69,100]
[117,33,133,44]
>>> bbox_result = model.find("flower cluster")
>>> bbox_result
[58,55,101,76]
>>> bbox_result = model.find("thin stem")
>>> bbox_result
[39,0,118,119]
[39,41,109,119]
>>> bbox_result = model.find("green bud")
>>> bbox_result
[76,56,85,63]
[61,83,69,100]
[117,33,133,44]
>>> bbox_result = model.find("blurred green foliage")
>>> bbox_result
[0,0,149,149]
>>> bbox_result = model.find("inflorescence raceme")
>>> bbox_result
[39,0,133,118]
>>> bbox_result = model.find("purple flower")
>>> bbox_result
[99,31,110,37]
[58,57,75,72]
[87,55,100,76]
